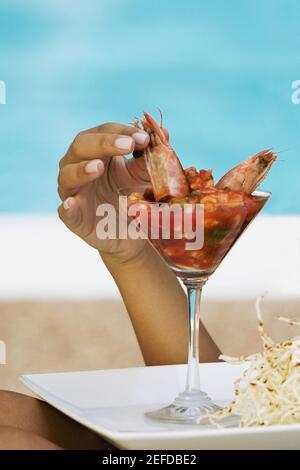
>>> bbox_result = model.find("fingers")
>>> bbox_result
[60,129,149,167]
[60,119,166,166]
[81,123,150,149]
[58,124,150,199]
[84,122,168,146]
[68,132,135,162]
[58,159,105,200]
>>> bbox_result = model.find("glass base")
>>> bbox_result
[145,389,220,424]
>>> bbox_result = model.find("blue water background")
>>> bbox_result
[0,0,299,214]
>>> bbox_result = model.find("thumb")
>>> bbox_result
[126,155,150,183]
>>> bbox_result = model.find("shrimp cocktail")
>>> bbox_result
[122,112,275,424]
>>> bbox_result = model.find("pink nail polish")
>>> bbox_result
[132,132,148,145]
[85,159,102,174]
[115,136,133,151]
[63,198,75,210]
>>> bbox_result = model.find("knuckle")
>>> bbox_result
[57,185,64,201]
[97,122,118,132]
[59,156,65,169]
[99,133,111,149]
[57,205,64,221]
[76,129,86,137]
[57,171,65,188]
[70,134,83,158]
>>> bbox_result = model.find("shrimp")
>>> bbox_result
[139,112,189,201]
[216,149,277,194]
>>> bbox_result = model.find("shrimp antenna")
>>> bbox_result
[275,147,292,154]
[157,107,163,128]
[273,148,292,162]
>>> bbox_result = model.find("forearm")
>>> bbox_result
[101,244,220,366]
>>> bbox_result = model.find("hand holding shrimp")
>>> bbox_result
[57,116,220,367]
[129,112,276,274]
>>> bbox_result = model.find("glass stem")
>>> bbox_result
[183,279,207,393]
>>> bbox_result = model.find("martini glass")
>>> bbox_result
[120,187,270,424]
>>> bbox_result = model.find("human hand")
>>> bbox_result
[57,122,152,262]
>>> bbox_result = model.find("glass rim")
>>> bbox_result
[118,186,271,204]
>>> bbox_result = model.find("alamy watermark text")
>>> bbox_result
[96,197,205,250]
[291,80,300,104]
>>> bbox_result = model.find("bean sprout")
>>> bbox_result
[205,294,300,427]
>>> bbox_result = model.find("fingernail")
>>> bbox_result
[63,197,75,210]
[115,136,133,150]
[132,132,148,145]
[85,159,103,174]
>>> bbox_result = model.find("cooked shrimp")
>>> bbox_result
[216,149,277,194]
[139,112,189,201]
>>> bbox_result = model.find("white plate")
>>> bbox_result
[20,363,300,450]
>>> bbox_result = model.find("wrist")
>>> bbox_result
[100,241,153,273]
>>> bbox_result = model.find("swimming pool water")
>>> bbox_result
[0,0,299,214]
